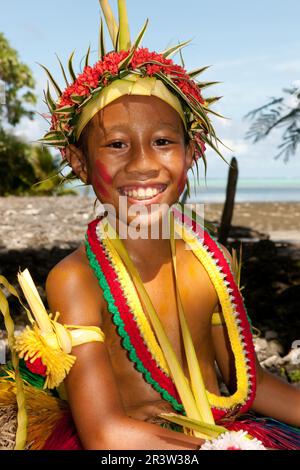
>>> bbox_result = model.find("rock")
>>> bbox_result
[282,348,300,365]
[260,355,283,368]
[267,339,284,356]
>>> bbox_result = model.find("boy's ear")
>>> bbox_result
[185,140,195,170]
[65,145,88,184]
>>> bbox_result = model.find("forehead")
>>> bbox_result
[90,94,184,133]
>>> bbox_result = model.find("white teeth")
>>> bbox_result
[145,187,153,197]
[123,186,162,199]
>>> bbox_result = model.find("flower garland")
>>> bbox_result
[85,206,257,422]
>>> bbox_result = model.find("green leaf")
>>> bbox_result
[55,53,69,87]
[99,0,118,49]
[68,50,76,83]
[203,106,226,120]
[132,18,149,51]
[200,132,230,166]
[38,131,66,141]
[159,413,226,438]
[45,82,56,111]
[84,45,91,68]
[197,80,220,89]
[161,39,191,59]
[118,0,131,51]
[179,47,185,68]
[70,94,86,104]
[99,17,106,59]
[205,96,222,105]
[155,71,213,135]
[118,19,149,69]
[77,94,93,109]
[37,63,62,97]
[53,105,75,114]
[114,28,120,51]
[188,65,211,79]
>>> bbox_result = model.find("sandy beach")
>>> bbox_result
[1,197,300,250]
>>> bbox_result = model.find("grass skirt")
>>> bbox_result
[1,366,300,450]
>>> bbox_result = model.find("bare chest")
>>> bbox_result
[99,241,220,419]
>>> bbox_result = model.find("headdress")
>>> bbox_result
[38,0,227,178]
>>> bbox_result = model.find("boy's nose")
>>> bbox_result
[125,143,160,179]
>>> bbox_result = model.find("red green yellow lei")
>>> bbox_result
[85,205,257,422]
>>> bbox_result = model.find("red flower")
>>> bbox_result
[25,357,47,377]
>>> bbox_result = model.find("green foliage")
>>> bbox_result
[0,128,75,196]
[287,369,300,384]
[0,33,37,126]
[0,33,75,196]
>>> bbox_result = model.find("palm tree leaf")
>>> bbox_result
[68,50,76,83]
[84,45,91,68]
[118,0,131,51]
[99,17,106,59]
[201,133,230,166]
[205,96,222,105]
[37,63,62,97]
[188,65,211,79]
[99,0,118,48]
[161,39,191,59]
[45,82,56,111]
[53,105,75,115]
[55,54,69,87]
[197,80,221,89]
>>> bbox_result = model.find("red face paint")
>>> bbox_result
[95,160,112,185]
[93,176,109,198]
[177,169,187,196]
[93,160,112,198]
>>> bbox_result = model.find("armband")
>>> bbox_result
[0,269,105,390]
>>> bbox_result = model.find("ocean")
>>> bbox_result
[185,178,300,203]
[75,178,300,203]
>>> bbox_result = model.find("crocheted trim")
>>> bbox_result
[172,208,256,412]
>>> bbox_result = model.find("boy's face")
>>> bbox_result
[78,94,194,226]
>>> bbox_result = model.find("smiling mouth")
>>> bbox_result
[117,184,167,201]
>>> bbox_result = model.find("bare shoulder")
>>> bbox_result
[45,242,104,327]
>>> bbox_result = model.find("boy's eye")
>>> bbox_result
[154,138,173,146]
[107,141,126,149]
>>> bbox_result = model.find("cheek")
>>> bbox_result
[93,177,109,197]
[95,161,113,185]
[93,161,113,198]
[177,168,187,194]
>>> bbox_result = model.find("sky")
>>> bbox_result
[1,0,300,180]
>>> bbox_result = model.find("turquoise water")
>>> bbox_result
[186,178,300,203]
[75,178,300,203]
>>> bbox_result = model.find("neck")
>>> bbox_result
[107,212,172,266]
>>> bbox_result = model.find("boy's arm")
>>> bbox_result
[252,358,300,427]
[46,256,204,450]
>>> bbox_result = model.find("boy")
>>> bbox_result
[1,0,300,450]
